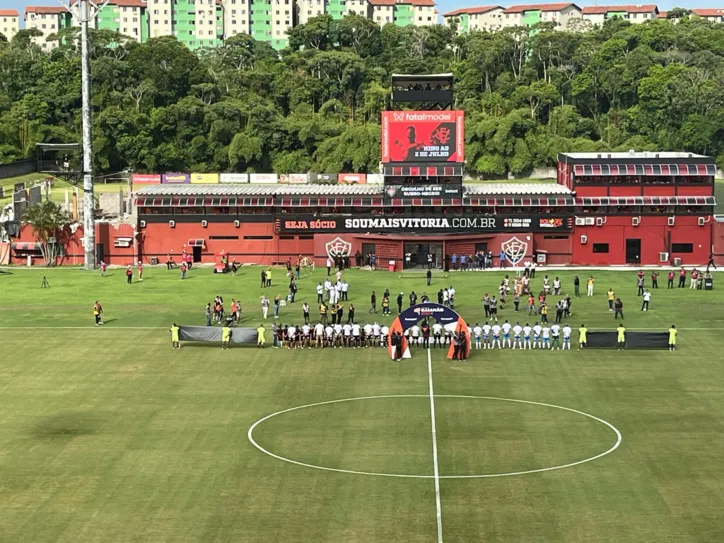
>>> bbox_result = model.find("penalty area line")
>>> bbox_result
[427,347,444,543]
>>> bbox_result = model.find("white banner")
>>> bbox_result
[250,173,278,184]
[367,174,384,184]
[220,173,249,183]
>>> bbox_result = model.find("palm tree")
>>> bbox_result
[22,201,71,266]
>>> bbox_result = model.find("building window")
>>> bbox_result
[592,243,609,254]
[244,235,273,240]
[232,18,237,23]
[671,243,694,253]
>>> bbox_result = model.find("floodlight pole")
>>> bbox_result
[60,0,108,270]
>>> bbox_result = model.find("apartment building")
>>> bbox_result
[0,9,20,40]
[691,8,724,22]
[24,6,73,50]
[500,2,581,29]
[96,0,149,42]
[369,0,435,26]
[223,0,252,37]
[582,4,658,24]
[147,0,173,38]
[443,5,504,32]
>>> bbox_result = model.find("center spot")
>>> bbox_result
[249,396,619,478]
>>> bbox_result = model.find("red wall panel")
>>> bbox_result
[608,186,643,197]
[574,186,609,197]
[642,186,677,197]
[713,221,724,265]
[676,185,715,197]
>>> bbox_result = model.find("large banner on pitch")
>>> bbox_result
[278,215,572,234]
[381,110,464,163]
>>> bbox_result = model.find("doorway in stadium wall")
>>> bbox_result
[625,239,641,265]
[192,246,202,263]
[403,243,443,269]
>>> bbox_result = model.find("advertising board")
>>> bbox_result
[279,173,309,184]
[250,173,278,184]
[338,173,367,184]
[278,215,571,234]
[384,185,462,199]
[162,173,190,184]
[132,174,161,185]
[220,173,249,183]
[190,173,219,184]
[381,110,464,163]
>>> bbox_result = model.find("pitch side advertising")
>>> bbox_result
[384,185,462,199]
[381,111,464,163]
[279,215,571,233]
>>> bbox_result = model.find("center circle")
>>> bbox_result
[248,395,622,479]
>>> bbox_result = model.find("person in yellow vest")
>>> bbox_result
[668,325,677,352]
[607,288,615,312]
[578,324,587,350]
[222,325,232,350]
[540,302,548,324]
[93,301,104,326]
[170,323,180,349]
[587,276,595,296]
[257,324,266,348]
[319,302,328,325]
[616,323,626,351]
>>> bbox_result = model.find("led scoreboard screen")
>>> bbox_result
[381,111,465,163]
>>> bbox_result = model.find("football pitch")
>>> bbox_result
[1,265,723,542]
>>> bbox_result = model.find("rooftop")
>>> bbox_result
[368,0,435,6]
[503,3,579,13]
[25,6,68,15]
[443,5,503,16]
[561,151,711,159]
[0,9,19,16]
[692,8,724,16]
[581,4,658,14]
[135,183,573,197]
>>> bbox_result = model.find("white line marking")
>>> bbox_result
[247,395,623,479]
[427,349,443,543]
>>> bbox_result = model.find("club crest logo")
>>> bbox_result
[325,237,352,259]
[385,186,399,198]
[501,236,528,266]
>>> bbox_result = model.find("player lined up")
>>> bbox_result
[470,320,573,350]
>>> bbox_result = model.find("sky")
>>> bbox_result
[1,0,721,24]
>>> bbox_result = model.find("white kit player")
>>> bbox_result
[491,323,502,349]
[533,322,542,349]
[315,322,324,348]
[410,324,420,347]
[432,322,443,348]
[334,323,343,347]
[482,322,492,349]
[372,322,381,345]
[380,324,389,347]
[562,324,572,350]
[287,325,297,349]
[523,323,532,349]
[550,323,561,350]
[325,324,334,347]
[512,322,523,349]
[352,322,361,348]
[301,323,311,348]
[473,323,482,349]
[501,320,512,349]
[364,323,373,347]
[343,322,352,347]
[541,324,551,349]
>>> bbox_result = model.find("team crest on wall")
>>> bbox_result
[500,236,528,266]
[325,237,352,259]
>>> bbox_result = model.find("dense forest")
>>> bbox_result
[1,16,724,176]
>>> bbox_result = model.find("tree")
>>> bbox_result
[22,201,72,266]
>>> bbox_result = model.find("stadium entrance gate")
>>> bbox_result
[388,302,470,360]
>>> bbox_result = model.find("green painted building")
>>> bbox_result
[327,0,345,20]
[394,3,414,26]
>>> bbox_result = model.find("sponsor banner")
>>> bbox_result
[132,174,161,185]
[250,173,278,184]
[338,173,367,184]
[367,174,384,184]
[381,110,464,163]
[311,173,338,183]
[162,172,190,184]
[279,215,572,234]
[279,173,309,184]
[190,173,219,184]
[220,173,249,183]
[384,185,461,199]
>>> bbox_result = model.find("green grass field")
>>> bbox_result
[1,265,723,542]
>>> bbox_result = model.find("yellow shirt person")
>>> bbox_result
[222,326,232,349]
[607,289,615,311]
[668,326,677,351]
[257,325,266,348]
[578,325,587,348]
[170,323,180,349]
[617,325,626,350]
[587,276,595,296]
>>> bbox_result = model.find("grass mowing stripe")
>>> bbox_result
[427,348,444,543]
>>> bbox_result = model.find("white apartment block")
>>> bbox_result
[295,0,326,25]
[370,1,395,25]
[0,10,20,40]
[345,0,370,17]
[413,1,437,26]
[443,5,505,31]
[224,0,251,37]
[24,6,70,50]
[500,3,581,29]
[195,0,218,42]
[271,0,294,44]
[691,8,724,22]
[582,4,658,24]
[147,0,173,38]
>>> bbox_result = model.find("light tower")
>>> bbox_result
[59,0,108,270]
